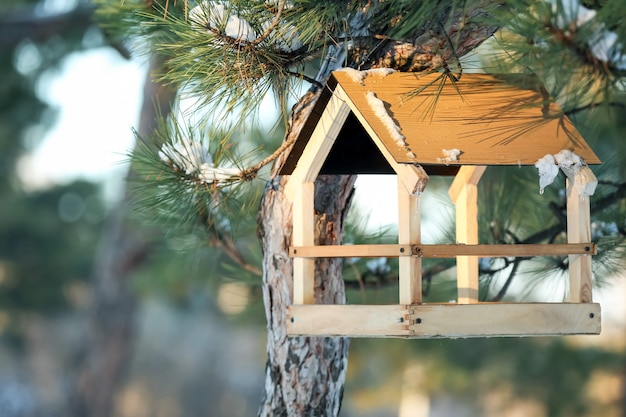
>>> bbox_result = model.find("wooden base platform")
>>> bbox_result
[286,303,601,338]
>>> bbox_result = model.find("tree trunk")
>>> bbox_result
[256,3,498,415]
[71,54,176,417]
[257,173,355,416]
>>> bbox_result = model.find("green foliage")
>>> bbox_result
[487,0,626,107]
[0,0,116,346]
[0,181,106,349]
[129,112,266,239]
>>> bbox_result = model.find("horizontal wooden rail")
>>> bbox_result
[289,243,596,258]
[291,244,412,258]
[286,303,601,338]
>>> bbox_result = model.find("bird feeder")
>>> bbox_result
[279,70,601,338]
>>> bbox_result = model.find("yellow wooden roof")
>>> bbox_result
[280,70,600,175]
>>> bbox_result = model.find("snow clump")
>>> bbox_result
[189,2,255,41]
[535,153,560,194]
[337,68,367,84]
[159,140,241,185]
[554,149,583,177]
[336,67,396,85]
[438,148,461,165]
[549,0,626,70]
[534,149,593,195]
[365,91,406,147]
[159,140,213,175]
[189,1,301,51]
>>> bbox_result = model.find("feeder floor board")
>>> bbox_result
[286,303,601,338]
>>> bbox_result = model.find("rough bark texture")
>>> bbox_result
[257,176,355,416]
[256,3,499,415]
[71,55,176,417]
[257,79,356,415]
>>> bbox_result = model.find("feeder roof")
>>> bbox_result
[279,70,600,176]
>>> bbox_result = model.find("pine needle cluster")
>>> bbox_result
[129,112,265,241]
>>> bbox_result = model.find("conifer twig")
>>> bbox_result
[209,229,262,276]
[250,0,286,46]
[239,134,298,180]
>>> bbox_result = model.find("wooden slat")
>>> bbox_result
[289,243,596,258]
[287,304,412,337]
[292,183,315,304]
[398,178,422,304]
[448,165,487,202]
[407,303,601,337]
[413,243,596,257]
[455,183,479,303]
[567,175,594,303]
[449,166,486,304]
[290,244,413,258]
[286,303,601,338]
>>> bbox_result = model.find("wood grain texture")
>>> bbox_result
[567,178,594,303]
[398,178,422,304]
[449,166,486,304]
[331,71,601,166]
[292,182,315,304]
[289,243,596,258]
[287,303,601,338]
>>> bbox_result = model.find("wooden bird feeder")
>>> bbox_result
[279,70,602,338]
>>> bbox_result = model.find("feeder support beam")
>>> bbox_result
[293,182,315,304]
[449,166,487,304]
[567,167,596,303]
[398,177,422,304]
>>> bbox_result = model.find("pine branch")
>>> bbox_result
[545,22,619,76]
[239,135,298,180]
[490,258,522,302]
[565,101,626,116]
[591,180,626,214]
[284,70,324,89]
[250,0,285,46]
[208,228,262,276]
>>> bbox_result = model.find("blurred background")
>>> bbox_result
[1,0,625,416]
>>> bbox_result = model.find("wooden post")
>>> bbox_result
[293,182,315,304]
[398,178,422,305]
[566,167,596,303]
[448,166,486,304]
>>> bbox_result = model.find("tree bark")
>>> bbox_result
[71,54,176,417]
[256,3,498,415]
[257,173,355,416]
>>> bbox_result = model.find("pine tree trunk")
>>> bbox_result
[257,173,355,416]
[256,3,498,414]
[256,28,357,411]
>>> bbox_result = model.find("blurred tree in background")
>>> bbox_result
[0,1,108,415]
[0,0,99,347]
[1,0,626,416]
